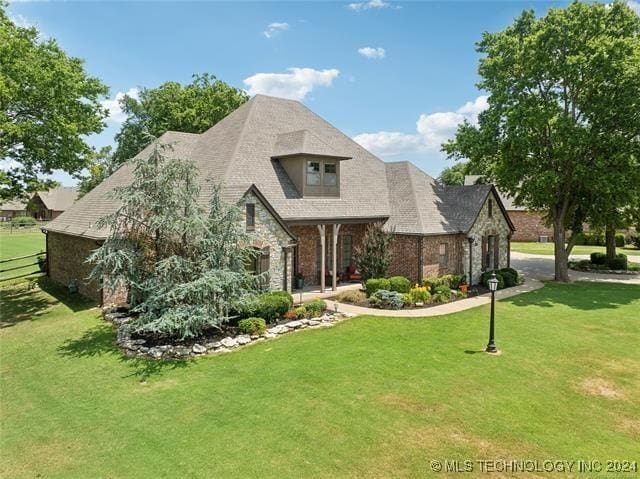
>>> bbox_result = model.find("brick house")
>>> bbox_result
[464,175,553,242]
[44,95,514,303]
[28,187,79,221]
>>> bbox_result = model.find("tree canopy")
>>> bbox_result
[0,3,108,200]
[444,1,640,281]
[112,73,249,163]
[437,162,478,186]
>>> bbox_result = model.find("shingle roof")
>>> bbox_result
[45,95,391,239]
[36,187,78,211]
[271,129,350,160]
[386,162,494,235]
[464,175,525,211]
[0,200,27,211]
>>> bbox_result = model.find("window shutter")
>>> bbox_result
[493,236,500,269]
[481,237,487,271]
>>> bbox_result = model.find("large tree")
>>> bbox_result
[444,1,640,281]
[0,3,108,200]
[437,161,482,186]
[113,73,248,163]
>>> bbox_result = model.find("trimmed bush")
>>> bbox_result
[294,306,307,319]
[238,317,266,335]
[480,270,505,290]
[408,286,431,304]
[615,234,625,247]
[304,298,327,316]
[336,289,367,304]
[401,293,414,307]
[365,278,391,296]
[388,276,411,293]
[432,284,451,303]
[11,216,36,225]
[368,289,404,309]
[422,276,449,294]
[498,267,518,287]
[608,254,628,270]
[590,252,607,265]
[630,235,640,249]
[254,291,293,322]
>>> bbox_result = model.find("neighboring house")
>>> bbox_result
[0,200,27,221]
[464,175,553,242]
[28,187,79,221]
[43,95,514,303]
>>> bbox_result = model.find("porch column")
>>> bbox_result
[317,225,326,293]
[332,224,341,291]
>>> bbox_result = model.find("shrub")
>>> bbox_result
[336,289,367,304]
[388,276,411,293]
[432,284,451,303]
[238,317,266,335]
[447,274,466,289]
[590,252,607,265]
[283,310,297,321]
[480,270,505,290]
[294,306,307,319]
[615,234,625,247]
[11,215,36,225]
[354,222,393,281]
[608,254,628,270]
[254,291,293,322]
[368,289,404,309]
[304,298,327,316]
[422,276,450,294]
[401,293,414,307]
[408,286,431,304]
[630,235,640,249]
[498,267,518,287]
[365,278,391,296]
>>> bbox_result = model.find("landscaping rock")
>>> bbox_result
[221,337,238,348]
[205,341,221,350]
[308,320,320,326]
[268,325,289,335]
[236,335,251,345]
[192,344,207,354]
[264,332,277,339]
[286,320,302,329]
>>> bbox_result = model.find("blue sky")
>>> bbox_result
[8,0,602,185]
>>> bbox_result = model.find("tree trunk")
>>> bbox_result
[553,220,570,282]
[605,225,616,261]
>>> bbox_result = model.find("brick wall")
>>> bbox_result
[290,223,367,286]
[509,211,553,242]
[387,235,421,282]
[47,231,102,302]
[421,234,465,279]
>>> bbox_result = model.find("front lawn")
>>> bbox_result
[1,280,639,478]
[512,241,640,256]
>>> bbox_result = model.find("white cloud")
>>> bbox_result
[243,68,339,101]
[348,0,390,11]
[358,47,385,59]
[263,22,289,38]
[628,0,640,14]
[101,88,139,123]
[353,95,489,157]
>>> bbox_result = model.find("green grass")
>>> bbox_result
[1,280,639,478]
[0,231,46,281]
[512,241,640,256]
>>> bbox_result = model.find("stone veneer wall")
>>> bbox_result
[47,231,102,302]
[509,211,553,242]
[290,223,367,286]
[242,192,294,292]
[464,191,513,284]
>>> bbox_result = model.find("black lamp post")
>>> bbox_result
[485,272,499,353]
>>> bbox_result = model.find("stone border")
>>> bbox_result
[103,309,356,360]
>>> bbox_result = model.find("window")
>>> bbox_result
[246,248,270,289]
[246,203,255,231]
[324,162,337,186]
[341,235,353,272]
[488,199,493,218]
[306,161,321,186]
[439,243,448,266]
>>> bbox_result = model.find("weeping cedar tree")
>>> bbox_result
[89,142,262,339]
[354,222,393,282]
[443,1,640,282]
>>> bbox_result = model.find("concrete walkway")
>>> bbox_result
[321,279,544,317]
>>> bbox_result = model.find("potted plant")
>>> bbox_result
[458,278,469,294]
[294,273,304,290]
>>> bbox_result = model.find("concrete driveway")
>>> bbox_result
[511,251,640,285]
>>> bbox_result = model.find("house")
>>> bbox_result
[464,175,553,242]
[43,95,514,303]
[0,200,27,221]
[28,187,79,221]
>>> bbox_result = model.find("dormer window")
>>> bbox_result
[324,162,337,186]
[306,161,321,186]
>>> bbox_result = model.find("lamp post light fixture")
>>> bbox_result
[486,272,499,354]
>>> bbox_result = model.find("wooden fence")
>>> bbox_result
[0,252,46,282]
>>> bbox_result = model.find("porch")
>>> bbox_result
[293,281,362,304]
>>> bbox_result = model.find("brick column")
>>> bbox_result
[317,225,326,293]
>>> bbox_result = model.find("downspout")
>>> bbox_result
[507,234,511,268]
[467,237,474,285]
[418,236,424,284]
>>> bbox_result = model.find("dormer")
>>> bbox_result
[271,130,351,198]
